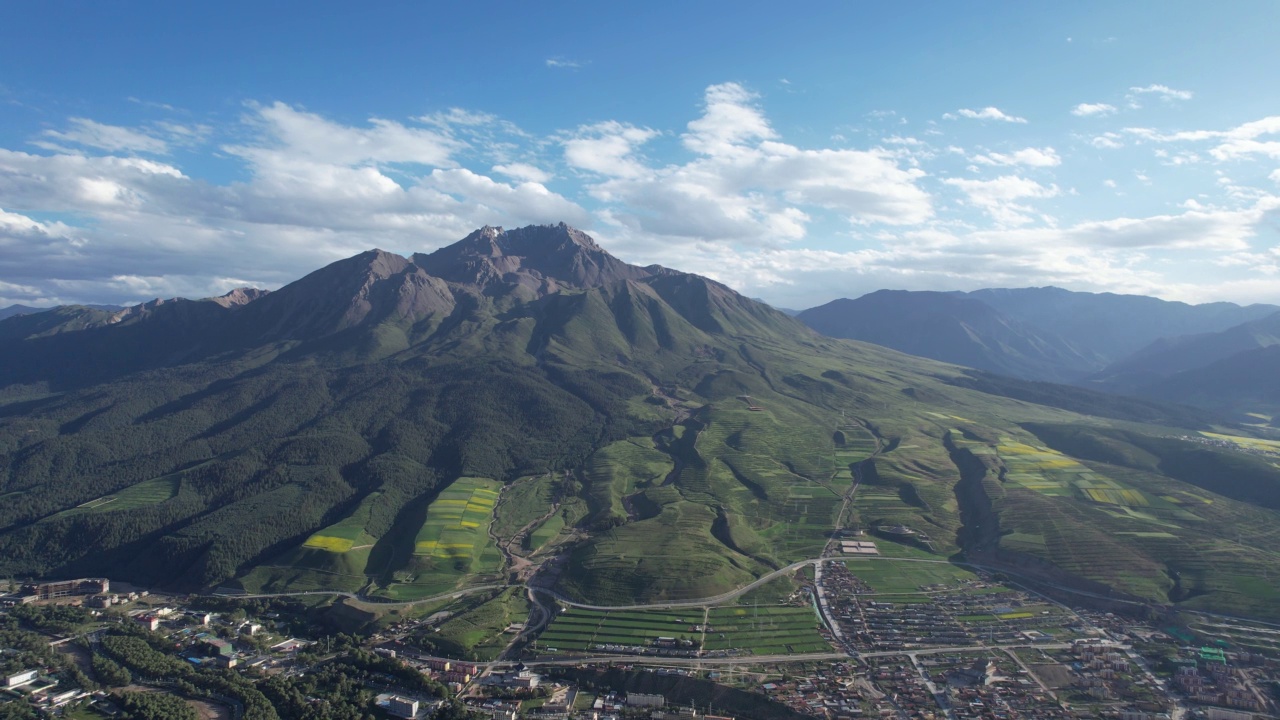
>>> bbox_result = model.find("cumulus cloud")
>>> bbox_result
[0,104,592,305]
[971,147,1061,167]
[3,86,1279,309]
[944,175,1059,225]
[572,83,932,247]
[563,121,660,178]
[944,107,1028,123]
[1071,103,1116,117]
[492,162,552,184]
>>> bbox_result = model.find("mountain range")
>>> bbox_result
[1,223,1277,621]
[797,288,1280,420]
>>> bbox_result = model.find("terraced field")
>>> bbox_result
[412,477,501,561]
[379,477,505,600]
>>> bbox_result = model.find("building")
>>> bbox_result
[5,670,38,688]
[20,578,109,600]
[627,692,665,708]
[135,615,160,631]
[204,638,234,657]
[387,695,420,718]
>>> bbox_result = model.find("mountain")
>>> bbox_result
[1088,311,1280,396]
[0,303,123,321]
[0,304,44,320]
[1135,344,1280,420]
[0,224,1278,622]
[797,290,1104,382]
[972,287,1279,363]
[797,287,1279,385]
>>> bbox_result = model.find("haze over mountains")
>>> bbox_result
[798,288,1280,418]
[1,224,1278,622]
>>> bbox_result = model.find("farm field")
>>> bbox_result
[840,558,984,594]
[379,477,505,600]
[704,604,830,654]
[535,603,831,656]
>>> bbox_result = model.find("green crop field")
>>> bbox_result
[378,477,505,599]
[704,604,830,654]
[55,474,181,518]
[839,558,984,594]
[537,603,832,656]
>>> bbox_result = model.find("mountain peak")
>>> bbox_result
[416,223,653,295]
[207,287,270,308]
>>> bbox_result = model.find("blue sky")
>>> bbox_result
[2,2,1279,309]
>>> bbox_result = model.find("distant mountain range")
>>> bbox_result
[0,302,123,320]
[797,288,1280,418]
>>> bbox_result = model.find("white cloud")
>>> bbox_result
[1122,116,1280,161]
[1071,103,1117,117]
[578,83,932,247]
[684,83,778,155]
[1129,84,1194,101]
[228,101,463,168]
[36,118,169,154]
[944,175,1059,225]
[563,121,660,178]
[492,162,552,184]
[945,107,1028,123]
[1091,133,1123,149]
[3,87,1279,310]
[545,58,583,69]
[971,147,1061,167]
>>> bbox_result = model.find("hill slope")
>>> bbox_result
[0,224,1277,619]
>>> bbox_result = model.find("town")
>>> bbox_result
[2,560,1278,720]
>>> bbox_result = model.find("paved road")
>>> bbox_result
[512,642,1077,669]
[210,584,505,608]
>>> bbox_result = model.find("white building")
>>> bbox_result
[5,670,37,688]
[627,692,665,708]
[387,695,420,718]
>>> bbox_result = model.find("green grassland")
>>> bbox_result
[428,587,530,661]
[491,474,557,541]
[581,436,673,526]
